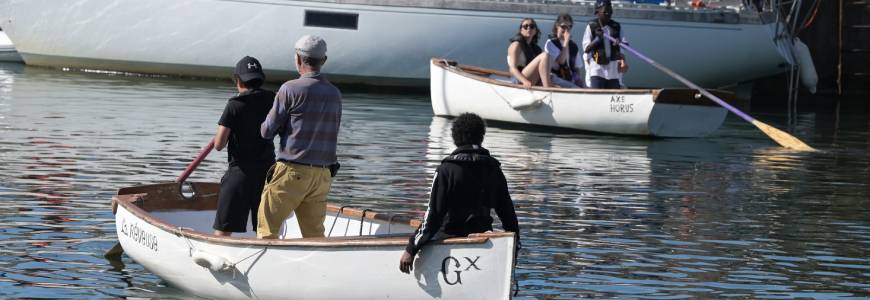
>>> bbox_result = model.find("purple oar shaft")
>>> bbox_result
[603,34,755,123]
[176,140,215,183]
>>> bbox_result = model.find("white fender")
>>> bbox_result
[794,38,818,94]
[192,249,232,272]
[508,93,547,111]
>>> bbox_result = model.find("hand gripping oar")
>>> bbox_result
[602,34,816,151]
[105,140,216,259]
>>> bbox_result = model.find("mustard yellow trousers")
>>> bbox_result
[257,161,332,239]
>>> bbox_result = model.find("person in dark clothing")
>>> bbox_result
[212,56,276,236]
[399,113,520,274]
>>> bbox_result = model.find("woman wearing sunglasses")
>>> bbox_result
[544,14,584,88]
[507,18,552,88]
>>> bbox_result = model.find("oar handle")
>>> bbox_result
[602,34,755,123]
[176,140,215,183]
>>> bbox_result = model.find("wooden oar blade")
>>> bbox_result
[751,120,816,152]
[104,242,124,259]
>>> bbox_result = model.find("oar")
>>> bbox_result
[602,34,816,151]
[176,140,215,183]
[104,140,216,259]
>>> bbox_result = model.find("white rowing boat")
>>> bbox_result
[430,59,733,137]
[113,182,517,299]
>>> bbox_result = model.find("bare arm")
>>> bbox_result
[213,125,230,151]
[507,42,532,86]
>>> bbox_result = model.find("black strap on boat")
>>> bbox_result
[512,235,521,297]
[386,213,400,234]
[359,209,373,236]
[327,205,352,237]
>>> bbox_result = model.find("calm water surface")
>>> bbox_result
[0,62,868,299]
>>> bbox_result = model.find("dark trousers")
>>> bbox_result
[590,76,621,89]
[213,162,272,232]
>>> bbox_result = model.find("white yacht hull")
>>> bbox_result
[0,31,21,62]
[0,0,789,87]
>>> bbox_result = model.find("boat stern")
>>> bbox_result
[648,89,731,137]
[430,58,455,116]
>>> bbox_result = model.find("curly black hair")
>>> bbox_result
[451,113,486,147]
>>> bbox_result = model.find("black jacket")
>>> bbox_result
[405,145,520,256]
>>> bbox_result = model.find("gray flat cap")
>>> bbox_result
[295,35,327,59]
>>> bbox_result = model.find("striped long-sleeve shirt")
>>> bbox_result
[260,72,342,166]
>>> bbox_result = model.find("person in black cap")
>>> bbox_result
[582,0,629,89]
[211,56,277,236]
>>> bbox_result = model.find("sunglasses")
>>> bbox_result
[521,24,536,30]
[559,24,573,30]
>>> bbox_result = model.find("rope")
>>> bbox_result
[176,227,196,256]
[359,209,372,236]
[327,205,351,237]
[229,248,267,269]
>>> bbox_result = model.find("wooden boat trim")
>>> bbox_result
[113,182,512,247]
[430,58,733,107]
[432,58,653,94]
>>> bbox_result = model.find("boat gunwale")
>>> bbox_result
[431,58,657,94]
[113,183,514,247]
[431,58,732,107]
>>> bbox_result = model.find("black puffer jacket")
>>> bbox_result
[405,145,520,256]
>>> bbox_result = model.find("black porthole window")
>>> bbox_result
[304,10,359,30]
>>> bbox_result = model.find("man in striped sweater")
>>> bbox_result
[257,35,342,239]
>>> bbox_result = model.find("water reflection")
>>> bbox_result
[0,62,868,299]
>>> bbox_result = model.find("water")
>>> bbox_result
[1,62,868,299]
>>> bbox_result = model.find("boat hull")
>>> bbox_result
[0,31,21,62]
[0,0,788,87]
[430,59,728,137]
[113,182,516,299]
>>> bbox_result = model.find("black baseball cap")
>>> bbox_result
[595,0,612,9]
[234,56,265,82]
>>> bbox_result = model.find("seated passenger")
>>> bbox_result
[544,14,585,88]
[507,18,552,88]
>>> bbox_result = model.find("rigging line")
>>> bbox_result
[798,0,821,33]
[230,247,268,268]
[177,227,196,256]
